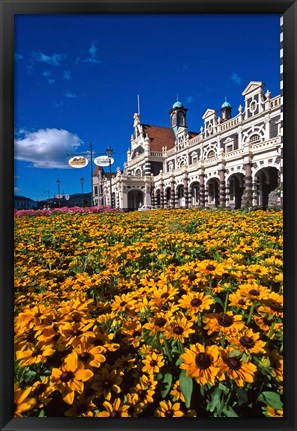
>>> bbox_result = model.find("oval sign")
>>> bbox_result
[94,156,114,167]
[68,156,89,168]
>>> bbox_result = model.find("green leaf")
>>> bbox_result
[160,372,173,398]
[222,405,239,417]
[259,391,283,410]
[179,369,193,409]
[207,385,223,413]
[236,387,248,406]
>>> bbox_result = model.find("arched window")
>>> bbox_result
[207,150,215,159]
[250,134,261,144]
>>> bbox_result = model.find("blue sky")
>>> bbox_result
[14,14,281,201]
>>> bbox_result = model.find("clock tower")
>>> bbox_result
[170,99,188,137]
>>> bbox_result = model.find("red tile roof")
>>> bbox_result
[142,124,176,151]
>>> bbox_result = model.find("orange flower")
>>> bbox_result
[14,384,36,417]
[50,351,94,404]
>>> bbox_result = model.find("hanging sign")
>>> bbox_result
[68,156,89,168]
[94,156,114,167]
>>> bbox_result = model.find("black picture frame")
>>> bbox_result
[1,1,296,430]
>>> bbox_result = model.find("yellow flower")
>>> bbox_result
[203,312,244,335]
[97,398,130,417]
[92,364,123,400]
[142,351,165,375]
[178,291,214,315]
[155,400,184,417]
[50,351,94,404]
[218,348,257,387]
[14,384,36,417]
[226,328,266,355]
[75,340,106,369]
[170,380,185,403]
[163,313,195,343]
[180,343,220,386]
[263,405,283,417]
[16,341,55,367]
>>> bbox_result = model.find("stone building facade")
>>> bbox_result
[93,80,283,211]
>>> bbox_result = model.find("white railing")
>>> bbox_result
[270,96,281,109]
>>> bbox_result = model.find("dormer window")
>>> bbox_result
[250,101,257,113]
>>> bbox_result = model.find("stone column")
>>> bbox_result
[171,178,176,209]
[160,173,165,209]
[219,168,226,208]
[199,172,206,208]
[243,163,253,208]
[183,169,189,209]
[225,178,230,208]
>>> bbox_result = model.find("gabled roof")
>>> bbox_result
[202,109,216,119]
[242,81,265,96]
[142,124,176,151]
[93,165,116,178]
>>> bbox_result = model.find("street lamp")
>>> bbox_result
[106,146,113,208]
[56,179,61,207]
[80,176,84,207]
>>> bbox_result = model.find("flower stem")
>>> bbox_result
[247,302,255,325]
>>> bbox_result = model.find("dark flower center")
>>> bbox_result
[173,325,184,335]
[103,380,111,388]
[137,389,146,399]
[190,298,202,307]
[188,272,197,281]
[78,352,91,362]
[249,289,260,296]
[218,313,234,327]
[32,348,41,357]
[110,411,119,417]
[60,371,74,382]
[240,336,255,348]
[35,312,42,318]
[206,264,215,271]
[195,352,211,369]
[165,409,174,417]
[226,357,241,370]
[34,383,46,396]
[161,292,169,299]
[76,403,88,414]
[120,301,127,307]
[72,329,81,336]
[155,317,166,328]
[270,301,283,312]
[150,360,157,367]
[238,299,246,305]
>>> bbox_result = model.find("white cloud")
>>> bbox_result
[14,128,83,169]
[76,41,101,65]
[42,70,55,84]
[231,72,241,86]
[65,91,77,99]
[14,53,23,61]
[32,51,65,66]
[63,70,71,80]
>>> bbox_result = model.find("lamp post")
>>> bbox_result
[80,177,84,207]
[56,179,61,207]
[106,145,113,208]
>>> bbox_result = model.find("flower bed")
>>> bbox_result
[14,209,283,417]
